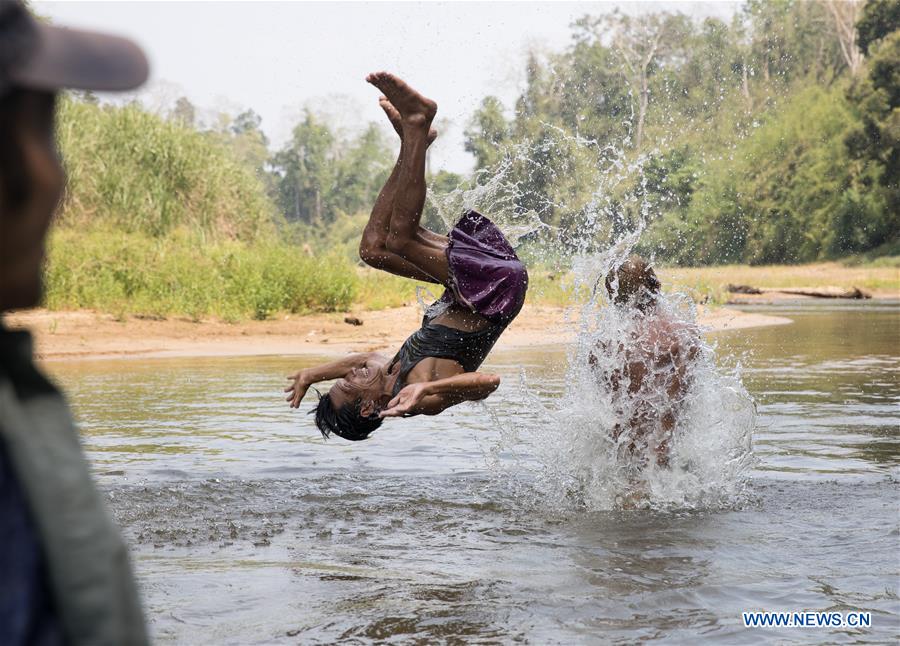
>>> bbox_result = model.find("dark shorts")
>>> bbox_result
[442,210,528,322]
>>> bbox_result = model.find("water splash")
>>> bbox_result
[432,125,756,511]
[534,292,755,511]
[428,124,645,262]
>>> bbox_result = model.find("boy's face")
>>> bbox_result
[328,361,387,417]
[0,91,63,311]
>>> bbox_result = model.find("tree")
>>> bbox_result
[270,111,392,225]
[824,0,865,75]
[573,10,692,150]
[221,108,270,183]
[171,96,196,128]
[844,30,900,250]
[272,111,335,223]
[742,0,844,85]
[856,0,900,55]
[464,96,509,170]
[562,18,632,141]
[673,17,744,118]
[331,123,392,218]
[231,109,267,142]
[608,11,674,150]
[745,0,793,84]
[729,13,756,111]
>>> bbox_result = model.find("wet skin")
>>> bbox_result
[326,75,479,414]
[285,73,503,421]
[325,347,481,417]
[327,354,395,417]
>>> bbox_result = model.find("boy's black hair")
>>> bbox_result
[312,389,383,442]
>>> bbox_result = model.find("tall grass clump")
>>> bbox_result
[45,227,357,321]
[56,98,274,239]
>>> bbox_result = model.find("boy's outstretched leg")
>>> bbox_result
[366,72,449,284]
[358,98,442,283]
[377,98,446,248]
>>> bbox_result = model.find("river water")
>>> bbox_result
[46,303,899,644]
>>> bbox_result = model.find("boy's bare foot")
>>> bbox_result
[379,97,437,145]
[366,71,437,128]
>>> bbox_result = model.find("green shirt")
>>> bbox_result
[0,326,147,645]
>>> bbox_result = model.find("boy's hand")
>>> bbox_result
[379,383,428,417]
[284,371,311,408]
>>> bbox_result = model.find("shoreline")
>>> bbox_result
[5,303,795,363]
[724,289,899,305]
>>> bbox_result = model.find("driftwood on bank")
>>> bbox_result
[772,287,871,299]
[726,284,763,294]
[726,284,872,299]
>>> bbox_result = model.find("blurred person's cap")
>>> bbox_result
[0,0,148,96]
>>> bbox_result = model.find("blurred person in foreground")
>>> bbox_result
[285,72,528,441]
[592,256,700,468]
[0,2,149,643]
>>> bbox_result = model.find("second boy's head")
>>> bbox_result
[605,255,661,311]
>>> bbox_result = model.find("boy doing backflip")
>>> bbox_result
[284,72,529,441]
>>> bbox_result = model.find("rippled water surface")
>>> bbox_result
[47,304,899,644]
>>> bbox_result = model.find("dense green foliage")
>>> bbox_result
[48,1,898,322]
[463,0,899,264]
[857,0,900,53]
[644,83,895,264]
[270,112,394,225]
[52,101,373,318]
[44,227,357,321]
[57,100,274,240]
[845,30,900,224]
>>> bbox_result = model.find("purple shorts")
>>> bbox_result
[441,210,528,322]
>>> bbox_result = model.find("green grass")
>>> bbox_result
[57,98,275,240]
[659,261,900,304]
[45,226,357,321]
[41,224,587,321]
[45,228,898,323]
[861,256,900,268]
[354,270,424,310]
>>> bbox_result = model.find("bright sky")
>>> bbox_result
[36,1,740,174]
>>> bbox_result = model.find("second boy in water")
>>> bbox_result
[591,256,700,467]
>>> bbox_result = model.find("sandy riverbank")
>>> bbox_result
[4,303,793,362]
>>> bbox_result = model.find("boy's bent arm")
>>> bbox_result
[297,353,377,384]
[380,372,501,417]
[426,372,501,401]
[285,353,378,408]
